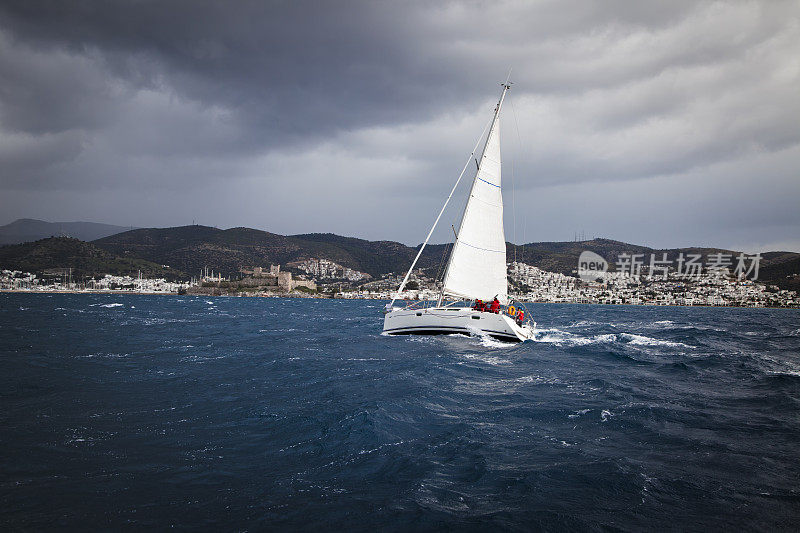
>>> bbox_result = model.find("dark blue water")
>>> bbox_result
[1,294,798,530]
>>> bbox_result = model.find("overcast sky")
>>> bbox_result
[1,1,798,251]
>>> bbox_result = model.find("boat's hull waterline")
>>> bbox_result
[383,307,534,342]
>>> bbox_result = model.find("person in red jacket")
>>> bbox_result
[473,299,483,311]
[490,297,500,314]
[516,309,525,325]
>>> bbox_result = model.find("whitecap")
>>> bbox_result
[568,408,592,418]
[357,439,408,456]
[569,319,602,327]
[619,333,692,348]
[533,328,608,347]
[514,374,561,385]
[537,329,692,349]
[461,353,511,365]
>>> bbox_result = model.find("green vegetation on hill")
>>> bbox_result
[291,232,447,276]
[0,237,181,280]
[506,238,743,275]
[92,226,800,290]
[94,226,447,279]
[3,226,797,292]
[507,239,800,290]
[760,254,800,292]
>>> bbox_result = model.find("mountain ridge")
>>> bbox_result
[0,218,138,245]
[2,224,798,291]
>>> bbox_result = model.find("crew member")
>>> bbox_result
[516,309,525,325]
[490,297,500,314]
[473,299,483,311]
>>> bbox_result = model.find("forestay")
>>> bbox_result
[441,86,509,304]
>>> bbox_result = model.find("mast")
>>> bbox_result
[439,82,511,305]
[387,114,494,309]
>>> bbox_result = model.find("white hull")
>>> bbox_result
[383,306,534,342]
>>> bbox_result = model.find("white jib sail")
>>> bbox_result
[441,87,508,304]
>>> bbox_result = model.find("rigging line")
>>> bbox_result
[509,90,525,266]
[453,120,492,231]
[505,68,517,270]
[434,240,452,286]
[509,92,517,265]
[389,114,493,308]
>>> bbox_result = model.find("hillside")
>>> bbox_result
[507,239,800,290]
[507,238,743,275]
[0,237,180,280]
[0,218,135,245]
[291,233,448,275]
[759,254,800,292]
[90,225,800,290]
[1,224,792,290]
[94,226,448,278]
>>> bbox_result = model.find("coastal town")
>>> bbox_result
[3,256,797,308]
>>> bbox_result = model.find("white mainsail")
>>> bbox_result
[441,85,509,304]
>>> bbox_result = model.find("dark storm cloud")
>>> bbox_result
[0,1,798,250]
[0,1,479,146]
[0,0,759,147]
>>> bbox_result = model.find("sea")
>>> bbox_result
[1,293,798,531]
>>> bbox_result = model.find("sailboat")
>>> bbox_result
[383,81,535,342]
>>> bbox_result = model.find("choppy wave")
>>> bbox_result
[1,293,798,531]
[532,328,692,349]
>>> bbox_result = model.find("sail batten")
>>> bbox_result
[441,85,509,304]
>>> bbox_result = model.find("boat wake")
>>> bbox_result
[532,328,693,349]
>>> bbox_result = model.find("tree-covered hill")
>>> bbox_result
[5,226,796,291]
[94,226,448,278]
[0,237,181,280]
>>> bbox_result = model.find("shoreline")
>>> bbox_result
[2,289,797,309]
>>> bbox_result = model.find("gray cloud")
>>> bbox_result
[0,0,798,251]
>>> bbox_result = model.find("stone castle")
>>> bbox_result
[188,264,316,295]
